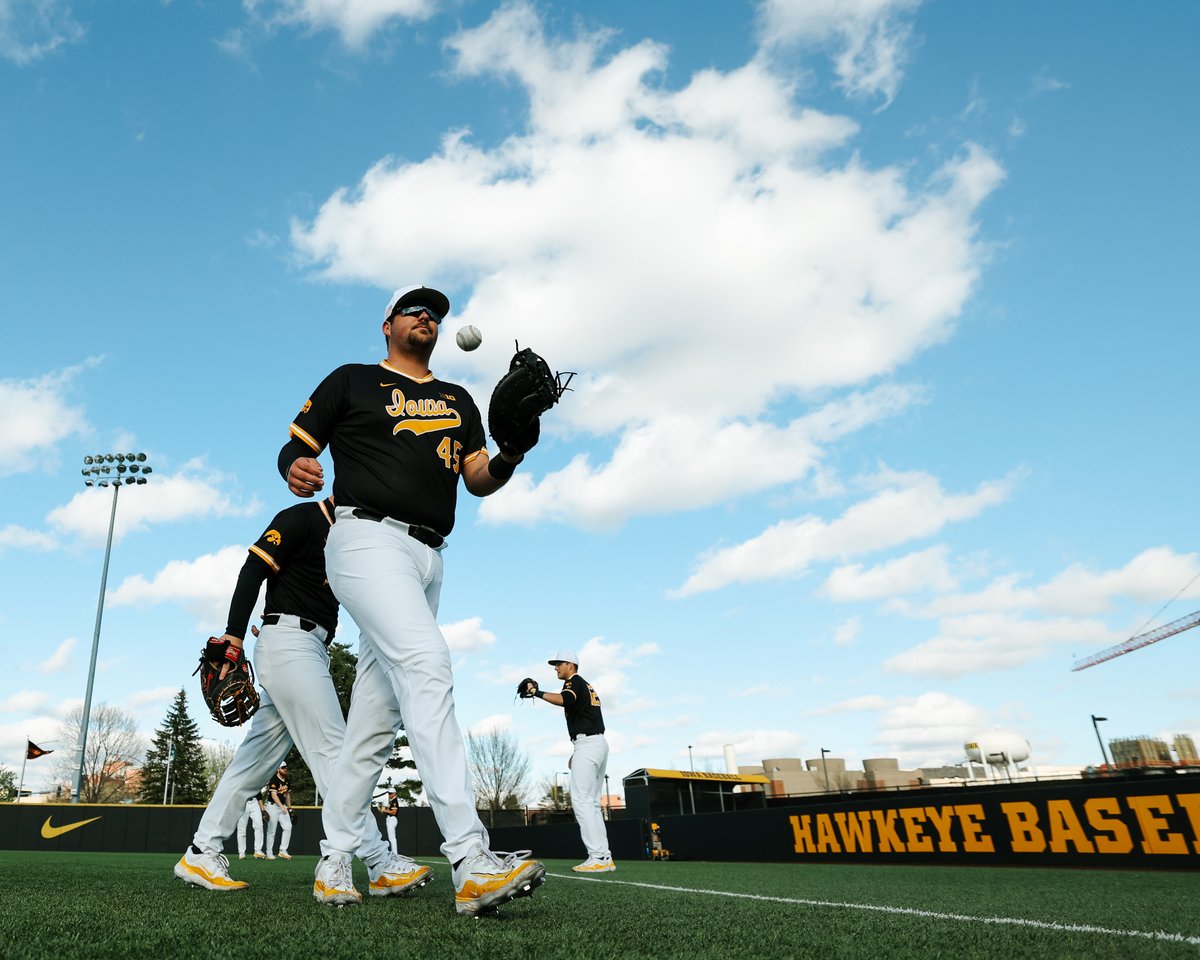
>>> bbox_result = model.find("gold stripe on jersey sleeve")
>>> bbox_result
[289,423,322,452]
[462,447,488,465]
[248,544,281,573]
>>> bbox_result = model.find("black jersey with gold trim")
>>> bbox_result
[288,362,486,537]
[246,500,338,634]
[562,674,605,740]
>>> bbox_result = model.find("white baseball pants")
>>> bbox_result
[236,798,263,856]
[321,509,487,864]
[267,804,292,855]
[570,733,611,859]
[189,618,390,867]
[385,816,398,855]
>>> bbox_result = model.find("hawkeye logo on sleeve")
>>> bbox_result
[41,816,102,839]
[301,400,312,413]
[385,388,462,436]
[266,530,282,545]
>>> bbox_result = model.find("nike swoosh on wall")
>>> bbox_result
[41,816,102,839]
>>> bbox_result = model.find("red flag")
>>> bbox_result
[26,740,51,760]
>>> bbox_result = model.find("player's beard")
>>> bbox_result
[405,324,437,360]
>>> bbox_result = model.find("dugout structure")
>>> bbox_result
[623,768,771,818]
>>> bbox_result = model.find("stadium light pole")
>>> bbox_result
[71,453,153,803]
[162,738,175,805]
[1091,715,1111,769]
[819,747,831,791]
[603,773,611,821]
[688,745,693,772]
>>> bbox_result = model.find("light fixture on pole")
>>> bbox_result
[819,747,831,791]
[688,745,694,772]
[603,773,611,821]
[557,771,570,810]
[1090,715,1111,769]
[71,452,154,803]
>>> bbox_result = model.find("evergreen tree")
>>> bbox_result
[139,689,208,804]
[383,733,420,805]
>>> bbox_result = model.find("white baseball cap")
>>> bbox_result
[385,285,450,321]
[547,651,578,666]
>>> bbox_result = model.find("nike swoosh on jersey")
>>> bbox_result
[380,382,398,387]
[41,816,102,839]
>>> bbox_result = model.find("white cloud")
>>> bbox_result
[243,0,438,48]
[482,385,922,530]
[127,686,179,709]
[884,613,1115,679]
[0,364,93,475]
[290,2,1001,531]
[674,469,1014,596]
[466,712,511,736]
[900,546,1200,620]
[108,545,249,627]
[0,0,86,66]
[37,638,75,673]
[0,525,57,552]
[690,729,808,766]
[873,691,988,766]
[46,459,261,545]
[833,615,862,646]
[757,0,922,105]
[822,545,956,601]
[0,689,49,713]
[441,616,496,654]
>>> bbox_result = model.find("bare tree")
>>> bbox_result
[202,740,238,799]
[465,727,531,817]
[52,703,144,803]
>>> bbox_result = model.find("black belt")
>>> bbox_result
[262,613,333,644]
[351,508,445,548]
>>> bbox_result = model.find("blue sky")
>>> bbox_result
[3,0,1199,801]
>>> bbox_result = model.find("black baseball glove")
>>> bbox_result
[517,678,539,699]
[488,345,574,457]
[194,637,261,727]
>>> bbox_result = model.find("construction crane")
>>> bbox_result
[1072,608,1200,671]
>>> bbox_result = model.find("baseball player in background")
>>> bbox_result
[173,499,429,898]
[278,284,546,915]
[522,653,615,872]
[265,763,293,859]
[378,789,400,855]
[236,792,266,860]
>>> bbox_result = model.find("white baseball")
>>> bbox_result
[455,324,482,351]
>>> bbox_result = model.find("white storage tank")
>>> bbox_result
[964,731,1030,779]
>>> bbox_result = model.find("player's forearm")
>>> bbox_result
[278,437,314,479]
[224,559,269,639]
[537,690,566,707]
[465,452,524,496]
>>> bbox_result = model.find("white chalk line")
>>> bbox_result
[549,872,1200,946]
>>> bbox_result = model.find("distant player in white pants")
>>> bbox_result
[236,794,264,860]
[279,284,546,915]
[265,763,293,858]
[173,499,430,899]
[521,652,614,872]
[378,789,400,855]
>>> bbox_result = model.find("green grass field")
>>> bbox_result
[1,853,1197,959]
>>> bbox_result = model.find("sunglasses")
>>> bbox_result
[394,303,443,324]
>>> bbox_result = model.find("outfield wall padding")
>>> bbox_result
[6,775,1198,869]
[0,803,444,857]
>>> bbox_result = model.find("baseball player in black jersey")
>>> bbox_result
[174,499,429,898]
[278,284,546,915]
[524,652,614,872]
[265,763,293,859]
[377,789,400,855]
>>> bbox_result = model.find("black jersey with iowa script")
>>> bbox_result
[562,674,605,740]
[287,362,486,537]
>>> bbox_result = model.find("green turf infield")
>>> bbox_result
[0,852,1196,959]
